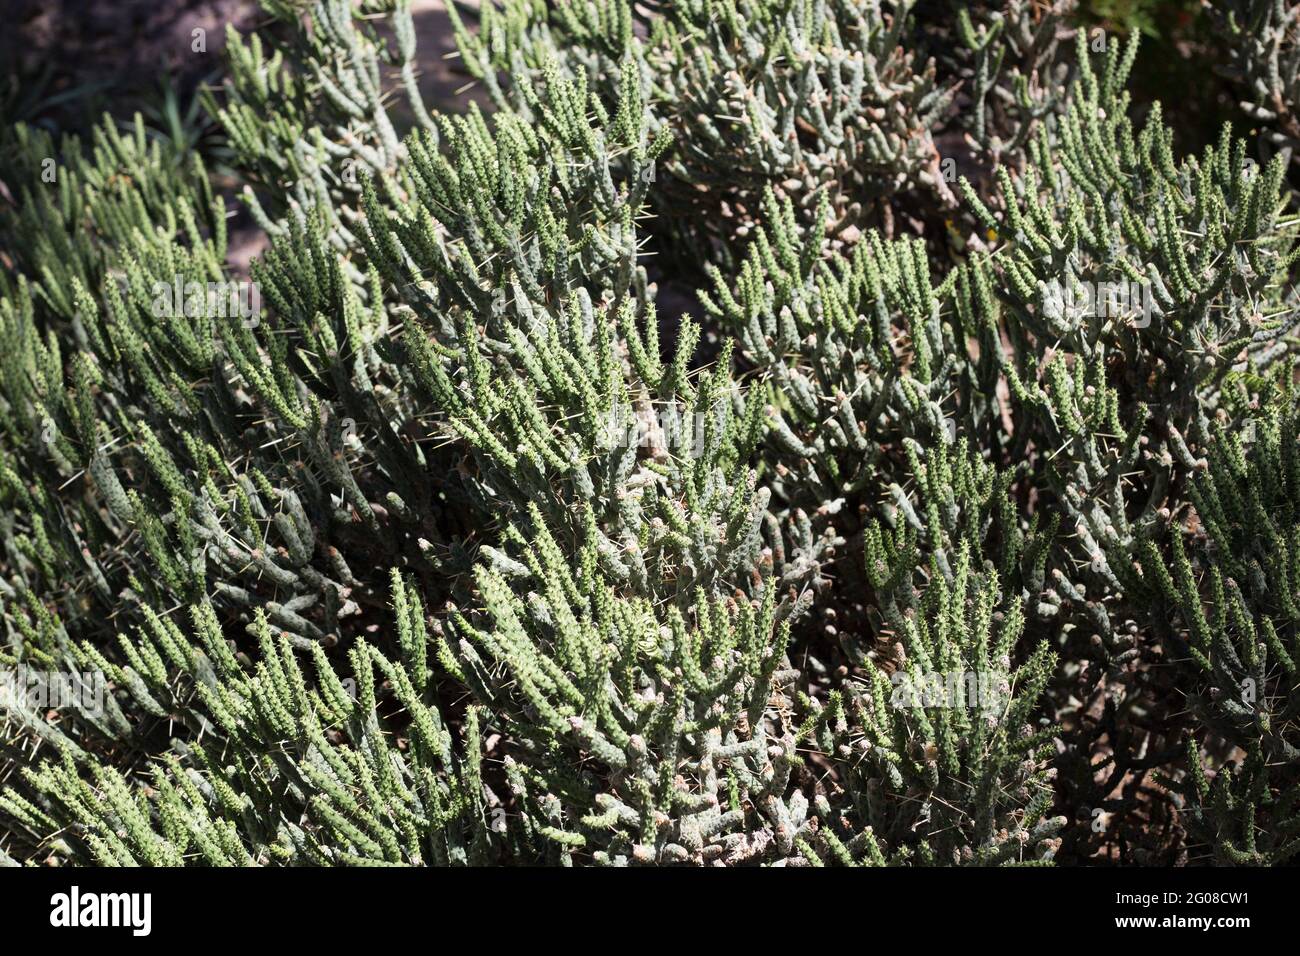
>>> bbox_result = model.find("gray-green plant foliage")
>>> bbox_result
[0,0,1297,867]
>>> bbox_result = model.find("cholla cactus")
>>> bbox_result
[453,0,956,266]
[699,189,955,510]
[0,0,796,867]
[1,580,490,865]
[1141,368,1300,865]
[944,0,1077,164]
[1220,0,1300,152]
[0,115,226,307]
[957,31,1300,630]
[943,33,1300,859]
[210,0,437,244]
[646,0,958,261]
[3,0,1300,870]
[448,542,807,864]
[803,546,1063,865]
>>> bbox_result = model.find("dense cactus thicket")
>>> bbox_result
[1,0,1298,867]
